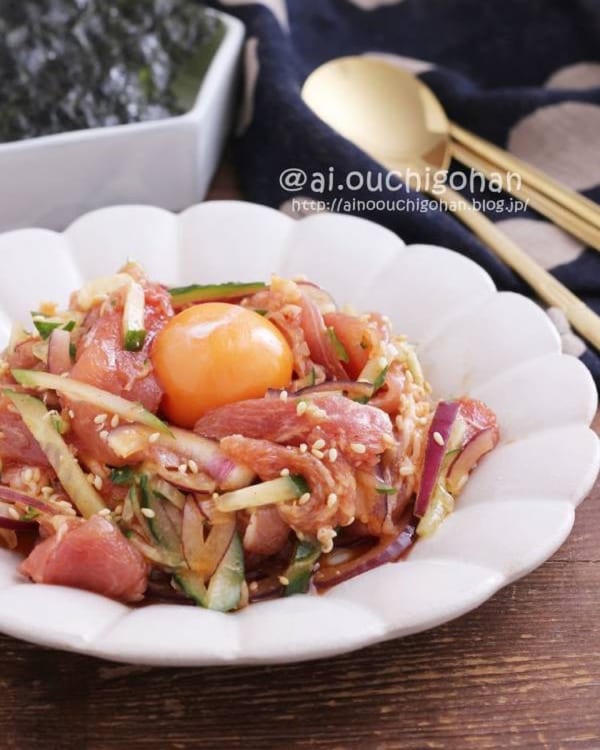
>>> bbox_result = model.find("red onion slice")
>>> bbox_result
[0,515,35,531]
[446,426,499,495]
[0,486,58,516]
[296,282,336,313]
[293,380,373,400]
[299,292,347,379]
[153,464,216,494]
[414,400,460,517]
[314,519,417,590]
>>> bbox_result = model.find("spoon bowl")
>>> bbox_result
[302,56,451,177]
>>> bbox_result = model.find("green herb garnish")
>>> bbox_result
[110,467,136,486]
[327,327,349,363]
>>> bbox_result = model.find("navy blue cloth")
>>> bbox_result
[209,0,600,382]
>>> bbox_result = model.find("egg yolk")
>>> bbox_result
[151,302,293,428]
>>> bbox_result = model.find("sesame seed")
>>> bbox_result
[86,473,94,485]
[280,468,290,477]
[94,413,107,425]
[68,409,75,419]
[312,438,326,451]
[188,459,199,474]
[307,404,327,420]
[249,581,258,592]
[279,390,289,402]
[278,576,290,586]
[8,507,20,521]
[22,468,33,483]
[299,443,308,454]
[99,430,109,441]
[93,475,103,491]
[433,431,445,446]
[299,492,311,505]
[114,504,124,515]
[148,432,160,444]
[296,401,307,416]
[141,507,156,519]
[400,465,415,476]
[350,442,366,454]
[212,492,219,500]
[111,414,120,428]
[178,464,188,474]
[326,493,338,508]
[378,356,388,369]
[98,508,111,517]
[311,448,325,459]
[317,527,337,553]
[328,448,338,462]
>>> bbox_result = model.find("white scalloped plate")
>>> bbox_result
[0,202,597,666]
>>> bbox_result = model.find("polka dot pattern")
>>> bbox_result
[508,103,600,192]
[494,218,585,271]
[545,63,600,90]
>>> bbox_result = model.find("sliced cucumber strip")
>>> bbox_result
[174,568,207,606]
[216,475,308,513]
[169,281,266,307]
[122,281,147,352]
[139,476,184,564]
[416,483,455,538]
[4,390,105,518]
[375,483,397,495]
[11,369,171,435]
[357,356,388,397]
[284,539,321,596]
[32,318,77,340]
[149,476,187,510]
[327,327,349,363]
[204,532,244,612]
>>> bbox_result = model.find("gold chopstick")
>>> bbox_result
[452,141,600,252]
[433,183,600,351]
[450,122,600,233]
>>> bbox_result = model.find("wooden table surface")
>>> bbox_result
[1,164,599,750]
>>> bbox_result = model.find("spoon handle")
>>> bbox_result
[430,183,600,351]
[450,122,600,231]
[452,141,600,253]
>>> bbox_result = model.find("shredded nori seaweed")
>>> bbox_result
[0,0,221,143]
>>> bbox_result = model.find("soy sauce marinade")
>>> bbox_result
[0,0,221,143]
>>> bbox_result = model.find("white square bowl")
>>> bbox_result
[0,9,244,233]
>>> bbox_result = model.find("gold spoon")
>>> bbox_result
[301,55,600,351]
